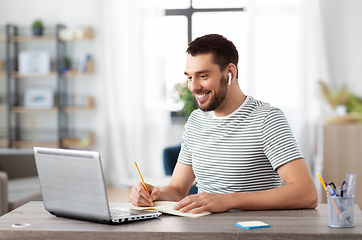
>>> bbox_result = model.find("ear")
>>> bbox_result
[226,63,237,86]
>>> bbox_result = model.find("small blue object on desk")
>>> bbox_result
[235,221,270,229]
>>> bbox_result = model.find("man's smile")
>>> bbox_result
[195,92,210,102]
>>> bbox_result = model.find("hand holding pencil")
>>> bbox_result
[130,162,159,207]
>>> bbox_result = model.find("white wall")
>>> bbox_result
[321,0,362,95]
[0,0,95,26]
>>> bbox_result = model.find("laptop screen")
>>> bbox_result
[34,147,111,222]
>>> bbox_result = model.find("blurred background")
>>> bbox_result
[0,0,362,207]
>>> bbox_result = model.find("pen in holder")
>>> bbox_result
[317,173,356,228]
[328,195,354,228]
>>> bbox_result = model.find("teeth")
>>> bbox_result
[196,93,207,99]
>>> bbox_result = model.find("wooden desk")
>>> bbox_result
[0,202,361,240]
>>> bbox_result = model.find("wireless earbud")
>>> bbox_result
[228,73,232,86]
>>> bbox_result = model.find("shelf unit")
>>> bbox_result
[0,28,5,76]
[0,27,6,147]
[2,24,94,149]
[10,36,57,43]
[11,71,58,78]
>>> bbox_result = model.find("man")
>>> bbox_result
[130,34,318,214]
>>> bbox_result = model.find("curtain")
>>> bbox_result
[301,0,331,201]
[93,0,167,187]
[245,0,329,179]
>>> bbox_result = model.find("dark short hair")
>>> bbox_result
[186,34,239,76]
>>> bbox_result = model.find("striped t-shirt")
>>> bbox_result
[178,96,303,193]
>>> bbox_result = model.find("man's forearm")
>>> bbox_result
[172,159,318,213]
[227,182,318,211]
[157,162,196,202]
[157,185,188,202]
[225,158,318,211]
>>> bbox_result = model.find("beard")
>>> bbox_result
[195,75,229,112]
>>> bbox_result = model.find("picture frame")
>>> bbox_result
[23,87,54,109]
[19,51,50,74]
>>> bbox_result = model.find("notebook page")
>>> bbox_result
[113,201,210,218]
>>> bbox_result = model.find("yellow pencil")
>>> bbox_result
[134,162,153,204]
[317,173,342,217]
[317,173,328,191]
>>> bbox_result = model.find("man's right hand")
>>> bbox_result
[129,182,160,207]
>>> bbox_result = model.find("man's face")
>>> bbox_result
[184,53,228,112]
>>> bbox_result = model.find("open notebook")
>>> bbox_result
[114,201,211,218]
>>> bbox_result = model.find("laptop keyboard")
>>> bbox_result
[109,208,161,223]
[110,209,133,218]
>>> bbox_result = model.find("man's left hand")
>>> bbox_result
[173,192,231,214]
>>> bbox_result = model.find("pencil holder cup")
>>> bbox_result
[327,195,354,228]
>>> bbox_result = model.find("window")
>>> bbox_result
[247,0,302,111]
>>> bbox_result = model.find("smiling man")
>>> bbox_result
[130,34,318,213]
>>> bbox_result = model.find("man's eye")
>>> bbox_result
[200,75,206,79]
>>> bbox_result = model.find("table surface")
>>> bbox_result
[0,201,361,240]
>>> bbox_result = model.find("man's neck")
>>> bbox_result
[213,85,247,117]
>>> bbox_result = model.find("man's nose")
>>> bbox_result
[188,78,201,93]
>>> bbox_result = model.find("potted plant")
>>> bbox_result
[58,56,72,74]
[64,56,71,69]
[32,20,44,36]
[319,81,362,123]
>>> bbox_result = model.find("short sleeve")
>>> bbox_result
[261,109,304,170]
[177,124,193,166]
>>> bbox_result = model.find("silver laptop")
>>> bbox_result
[33,147,161,224]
